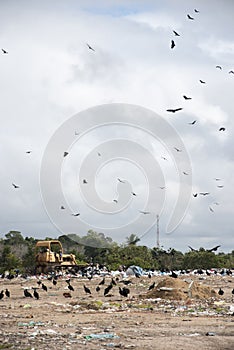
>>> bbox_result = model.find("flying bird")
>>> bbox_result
[131,192,137,196]
[171,40,176,49]
[12,183,19,189]
[117,178,125,183]
[209,206,214,213]
[183,171,189,175]
[194,9,199,13]
[63,152,69,157]
[183,95,192,100]
[217,185,224,188]
[83,179,88,184]
[86,43,95,51]
[139,210,150,215]
[1,48,8,54]
[173,30,180,36]
[199,192,210,196]
[174,147,182,152]
[60,206,65,210]
[229,70,234,74]
[199,80,206,84]
[219,127,225,131]
[193,193,198,197]
[166,108,183,113]
[161,156,168,161]
[207,245,221,252]
[71,213,80,216]
[187,14,194,20]
[113,199,118,203]
[188,246,197,252]
[188,120,196,125]
[26,151,32,154]
[216,65,222,70]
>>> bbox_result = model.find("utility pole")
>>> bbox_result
[156,214,160,248]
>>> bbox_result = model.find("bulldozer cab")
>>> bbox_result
[35,240,63,264]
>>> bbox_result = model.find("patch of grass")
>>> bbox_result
[0,345,13,349]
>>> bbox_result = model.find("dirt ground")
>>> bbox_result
[0,273,233,350]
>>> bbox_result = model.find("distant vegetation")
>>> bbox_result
[0,230,233,274]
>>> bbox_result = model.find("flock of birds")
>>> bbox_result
[0,271,233,301]
[5,7,233,247]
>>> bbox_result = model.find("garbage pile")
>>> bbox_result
[141,277,217,300]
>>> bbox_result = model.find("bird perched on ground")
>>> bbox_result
[169,271,178,278]
[218,288,224,296]
[5,289,10,298]
[99,277,105,285]
[0,290,4,300]
[12,183,19,189]
[63,292,72,298]
[119,280,132,285]
[232,288,234,295]
[33,288,39,300]
[24,289,33,298]
[37,280,42,286]
[68,283,74,291]
[166,108,183,113]
[86,43,95,51]
[104,284,113,296]
[41,283,47,291]
[119,287,130,297]
[148,282,155,291]
[52,279,57,286]
[171,40,175,49]
[96,286,100,292]
[83,285,91,295]
[111,278,117,286]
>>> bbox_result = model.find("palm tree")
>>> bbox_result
[126,234,140,246]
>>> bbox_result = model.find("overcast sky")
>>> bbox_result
[1,0,234,253]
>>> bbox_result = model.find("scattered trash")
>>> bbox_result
[205,332,216,336]
[18,321,45,327]
[85,333,119,340]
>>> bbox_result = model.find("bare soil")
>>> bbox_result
[0,274,233,349]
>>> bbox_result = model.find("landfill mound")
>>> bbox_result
[141,277,217,300]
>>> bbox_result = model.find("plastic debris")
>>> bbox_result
[85,333,119,340]
[205,332,216,336]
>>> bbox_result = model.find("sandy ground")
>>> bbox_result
[0,274,233,350]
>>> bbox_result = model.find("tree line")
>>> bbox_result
[0,230,233,274]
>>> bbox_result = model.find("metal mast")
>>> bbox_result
[156,214,160,248]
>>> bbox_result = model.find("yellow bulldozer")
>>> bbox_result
[35,240,87,273]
